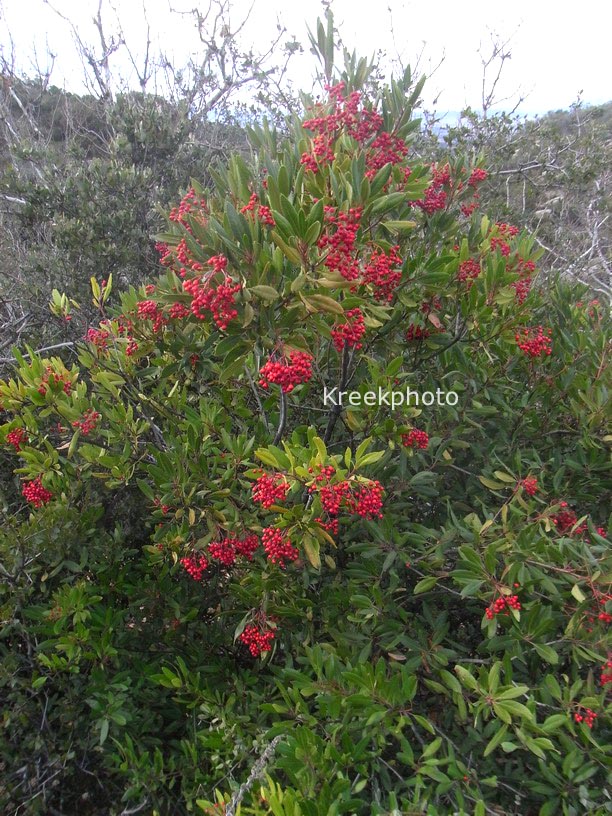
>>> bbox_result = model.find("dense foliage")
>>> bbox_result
[1,20,611,816]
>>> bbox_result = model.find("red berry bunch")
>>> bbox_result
[259,350,313,393]
[183,255,241,331]
[233,533,260,561]
[414,163,451,214]
[155,241,172,264]
[485,594,521,620]
[208,539,238,567]
[457,258,481,285]
[300,82,386,173]
[521,476,538,496]
[460,201,479,217]
[496,222,520,237]
[261,527,299,568]
[169,187,208,228]
[37,365,73,396]
[239,623,275,657]
[240,192,276,226]
[515,326,552,358]
[600,660,612,686]
[169,302,191,319]
[7,427,28,451]
[346,480,384,519]
[574,707,597,728]
[207,533,260,566]
[331,308,366,351]
[72,409,101,435]
[313,480,352,517]
[402,429,429,449]
[490,236,511,256]
[252,472,290,509]
[468,168,488,187]
[365,131,409,178]
[405,324,430,342]
[175,237,204,275]
[180,554,209,581]
[551,502,580,535]
[22,476,53,508]
[317,206,362,281]
[362,245,403,302]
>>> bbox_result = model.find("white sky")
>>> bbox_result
[1,0,611,115]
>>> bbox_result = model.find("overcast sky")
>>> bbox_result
[1,0,610,116]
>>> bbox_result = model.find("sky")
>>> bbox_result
[1,0,611,116]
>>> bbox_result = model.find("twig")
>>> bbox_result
[272,391,287,445]
[225,735,283,816]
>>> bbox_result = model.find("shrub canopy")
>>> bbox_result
[1,23,610,816]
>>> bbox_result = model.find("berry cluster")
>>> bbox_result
[252,472,290,509]
[180,554,209,581]
[520,476,538,496]
[317,206,362,281]
[574,707,597,728]
[308,468,385,532]
[551,502,583,535]
[365,131,409,178]
[457,258,481,285]
[136,300,167,333]
[259,350,313,393]
[7,427,28,451]
[183,255,241,330]
[510,258,536,304]
[460,201,479,217]
[485,594,521,620]
[22,476,53,508]
[405,324,430,343]
[468,168,488,187]
[155,241,173,266]
[176,237,204,275]
[600,660,612,686]
[37,365,73,396]
[240,193,275,226]
[331,308,366,351]
[169,187,208,228]
[207,533,260,567]
[414,164,451,214]
[169,302,191,319]
[362,245,403,302]
[402,429,429,449]
[348,480,384,519]
[72,409,101,435]
[300,82,387,172]
[239,623,275,657]
[207,538,238,566]
[515,326,552,358]
[490,236,511,256]
[261,527,299,568]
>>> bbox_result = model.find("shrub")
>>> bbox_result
[1,21,610,816]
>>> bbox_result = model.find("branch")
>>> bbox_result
[323,344,350,445]
[225,735,283,816]
[272,391,287,445]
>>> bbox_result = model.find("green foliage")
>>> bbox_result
[0,21,610,816]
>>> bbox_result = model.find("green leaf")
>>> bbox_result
[479,475,506,490]
[483,724,508,757]
[303,535,321,569]
[570,584,586,603]
[534,644,559,664]
[250,285,280,301]
[422,737,442,758]
[414,576,438,594]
